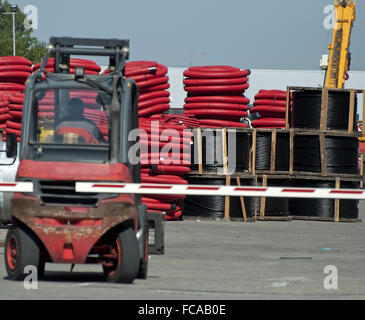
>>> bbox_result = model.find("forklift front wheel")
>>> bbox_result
[102,228,140,284]
[4,226,41,281]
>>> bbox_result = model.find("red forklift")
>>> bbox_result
[3,37,164,283]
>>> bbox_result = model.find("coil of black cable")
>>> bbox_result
[292,89,357,130]
[256,179,290,216]
[289,179,359,219]
[191,129,251,172]
[255,132,289,171]
[294,135,359,174]
[183,177,254,219]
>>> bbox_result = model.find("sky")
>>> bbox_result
[12,0,365,70]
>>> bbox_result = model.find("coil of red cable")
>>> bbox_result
[183,65,250,128]
[122,61,171,118]
[139,116,192,220]
[251,89,290,128]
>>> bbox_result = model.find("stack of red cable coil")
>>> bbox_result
[139,117,192,220]
[250,89,291,128]
[183,66,251,128]
[0,56,33,140]
[7,92,26,139]
[123,61,193,220]
[124,61,170,118]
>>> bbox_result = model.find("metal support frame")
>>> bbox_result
[47,37,130,73]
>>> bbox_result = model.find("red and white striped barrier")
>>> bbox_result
[75,182,365,200]
[0,182,33,193]
[1,181,364,200]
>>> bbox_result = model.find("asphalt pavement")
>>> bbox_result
[0,202,364,300]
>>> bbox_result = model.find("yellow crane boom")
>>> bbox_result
[325,0,356,88]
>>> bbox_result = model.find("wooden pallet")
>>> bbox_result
[290,173,363,183]
[192,127,253,176]
[187,124,364,223]
[186,173,363,223]
[185,173,255,222]
[250,128,362,178]
[223,176,251,222]
[285,86,365,135]
[251,128,291,175]
[190,126,363,176]
[191,127,291,176]
[188,127,364,186]
[291,176,361,223]
[289,129,363,180]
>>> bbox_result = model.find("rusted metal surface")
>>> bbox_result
[7,158,140,265]
[11,196,138,264]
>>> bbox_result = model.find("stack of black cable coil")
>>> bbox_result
[289,179,359,219]
[190,128,251,173]
[255,132,290,172]
[183,177,255,219]
[291,89,357,130]
[293,135,358,174]
[254,131,290,217]
[183,128,253,219]
[290,89,359,219]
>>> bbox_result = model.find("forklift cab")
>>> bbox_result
[21,75,136,166]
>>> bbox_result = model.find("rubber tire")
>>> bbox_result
[137,221,149,280]
[104,228,140,284]
[4,225,41,281]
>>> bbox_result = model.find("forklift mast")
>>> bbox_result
[47,37,129,73]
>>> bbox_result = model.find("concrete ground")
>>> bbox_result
[0,203,364,300]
